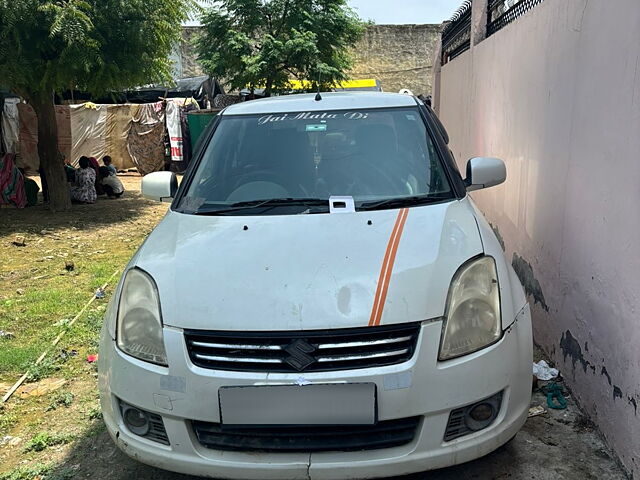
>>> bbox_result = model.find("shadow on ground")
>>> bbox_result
[44,388,626,480]
[0,177,162,237]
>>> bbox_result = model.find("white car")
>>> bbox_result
[98,92,532,479]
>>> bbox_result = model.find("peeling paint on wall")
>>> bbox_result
[629,397,637,415]
[560,330,590,374]
[614,386,623,401]
[512,254,549,311]
[602,366,612,386]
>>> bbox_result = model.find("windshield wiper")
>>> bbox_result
[358,194,452,211]
[193,198,330,215]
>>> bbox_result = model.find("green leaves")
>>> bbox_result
[196,0,365,95]
[0,0,198,97]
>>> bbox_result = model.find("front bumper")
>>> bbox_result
[98,305,532,479]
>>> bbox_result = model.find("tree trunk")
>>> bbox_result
[32,91,71,212]
[264,77,274,97]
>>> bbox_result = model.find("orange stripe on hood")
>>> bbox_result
[368,208,409,327]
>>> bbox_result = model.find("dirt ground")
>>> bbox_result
[0,178,630,479]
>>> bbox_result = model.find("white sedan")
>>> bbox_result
[99,92,532,479]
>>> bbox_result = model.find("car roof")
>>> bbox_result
[221,92,419,115]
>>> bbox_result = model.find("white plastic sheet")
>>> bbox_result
[533,360,559,381]
[1,98,20,154]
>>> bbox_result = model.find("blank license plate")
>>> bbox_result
[219,383,376,426]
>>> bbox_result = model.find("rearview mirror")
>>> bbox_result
[465,157,506,192]
[142,172,178,202]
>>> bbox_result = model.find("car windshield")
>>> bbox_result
[179,107,454,215]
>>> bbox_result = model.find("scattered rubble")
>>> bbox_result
[0,330,15,339]
[12,235,26,247]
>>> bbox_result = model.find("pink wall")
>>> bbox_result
[437,0,640,475]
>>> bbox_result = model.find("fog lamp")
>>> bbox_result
[122,405,150,436]
[469,403,494,422]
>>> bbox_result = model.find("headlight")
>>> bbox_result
[116,268,167,366]
[439,256,502,360]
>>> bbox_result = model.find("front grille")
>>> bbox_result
[184,323,421,373]
[192,417,421,452]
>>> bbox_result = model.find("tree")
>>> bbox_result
[0,0,195,211]
[197,0,364,97]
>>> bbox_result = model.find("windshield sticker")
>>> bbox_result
[258,111,369,125]
[306,124,328,132]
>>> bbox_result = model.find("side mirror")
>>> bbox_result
[142,172,178,202]
[465,157,506,192]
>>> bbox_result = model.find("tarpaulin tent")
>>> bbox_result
[57,76,224,109]
[127,103,166,175]
[1,98,203,174]
[105,105,136,170]
[70,103,107,166]
[17,104,39,172]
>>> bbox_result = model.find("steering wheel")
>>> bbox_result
[340,157,409,197]
[229,170,309,199]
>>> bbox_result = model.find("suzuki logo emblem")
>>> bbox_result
[284,339,317,371]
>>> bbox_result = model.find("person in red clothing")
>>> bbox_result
[88,157,104,195]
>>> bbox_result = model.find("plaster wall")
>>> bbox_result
[437,0,640,475]
[179,24,442,96]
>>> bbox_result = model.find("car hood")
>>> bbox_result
[134,200,483,331]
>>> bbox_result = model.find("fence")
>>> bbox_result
[441,2,472,64]
[487,0,546,36]
[440,0,549,66]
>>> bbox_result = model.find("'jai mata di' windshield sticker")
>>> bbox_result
[258,111,370,125]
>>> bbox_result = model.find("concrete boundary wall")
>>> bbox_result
[435,0,640,475]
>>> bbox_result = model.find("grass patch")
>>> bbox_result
[0,182,167,474]
[46,391,74,411]
[24,431,75,452]
[86,405,102,420]
[0,464,74,480]
[0,408,18,436]
[0,188,167,383]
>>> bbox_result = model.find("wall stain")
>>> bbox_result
[613,386,623,401]
[561,337,638,416]
[560,330,590,373]
[489,223,506,251]
[512,253,549,311]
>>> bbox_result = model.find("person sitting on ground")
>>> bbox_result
[18,168,40,207]
[103,156,117,176]
[99,166,124,198]
[0,153,27,208]
[87,156,104,195]
[70,156,97,204]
